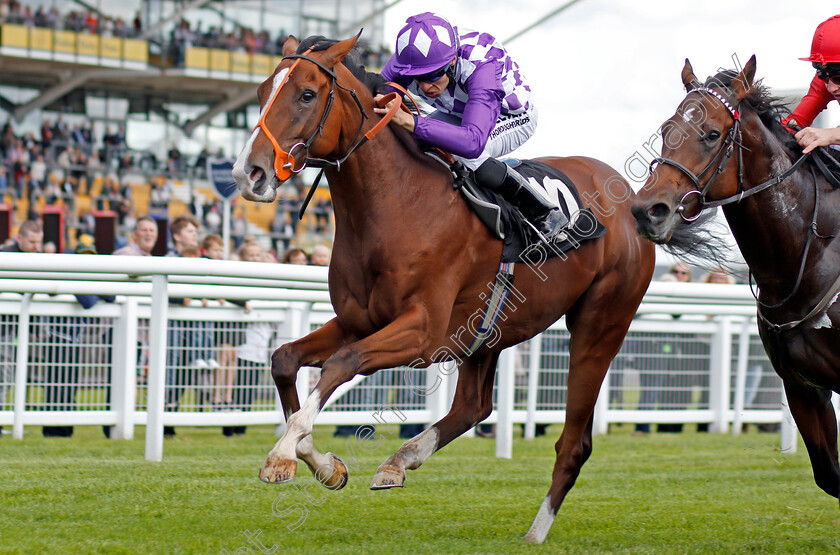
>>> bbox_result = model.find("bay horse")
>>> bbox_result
[632,55,840,503]
[233,33,654,544]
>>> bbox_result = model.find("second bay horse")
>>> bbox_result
[633,55,840,505]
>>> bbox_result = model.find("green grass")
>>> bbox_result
[1,424,838,554]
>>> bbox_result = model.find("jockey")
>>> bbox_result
[373,12,568,239]
[783,15,840,153]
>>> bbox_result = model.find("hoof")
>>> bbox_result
[370,464,405,490]
[259,457,297,484]
[522,531,546,545]
[315,453,348,490]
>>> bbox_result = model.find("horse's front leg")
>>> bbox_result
[782,379,840,499]
[371,352,500,489]
[267,318,355,489]
[261,307,434,486]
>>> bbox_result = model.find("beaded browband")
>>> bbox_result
[694,87,740,119]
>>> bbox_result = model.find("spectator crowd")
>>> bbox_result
[0,0,391,69]
[0,215,334,439]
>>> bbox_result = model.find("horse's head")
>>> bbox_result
[631,55,757,243]
[233,33,362,202]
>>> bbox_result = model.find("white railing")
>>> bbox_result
[0,253,810,460]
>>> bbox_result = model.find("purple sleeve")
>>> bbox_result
[412,63,504,159]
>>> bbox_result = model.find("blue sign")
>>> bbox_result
[207,158,239,201]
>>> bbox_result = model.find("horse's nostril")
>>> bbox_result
[250,167,265,183]
[648,203,671,223]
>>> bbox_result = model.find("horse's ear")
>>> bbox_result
[283,36,299,57]
[681,59,700,92]
[731,54,757,100]
[321,30,363,68]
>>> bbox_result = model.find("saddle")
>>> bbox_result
[445,157,608,264]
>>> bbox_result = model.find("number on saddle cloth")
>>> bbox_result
[454,159,608,263]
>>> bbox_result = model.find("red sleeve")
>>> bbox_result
[788,74,835,128]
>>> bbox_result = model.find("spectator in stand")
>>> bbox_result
[282,247,308,265]
[70,147,87,182]
[172,19,194,67]
[231,205,248,249]
[271,209,295,255]
[1,118,14,158]
[56,144,72,179]
[77,209,95,236]
[0,219,42,436]
[277,180,302,221]
[132,11,143,36]
[0,166,8,197]
[163,213,204,437]
[8,138,29,198]
[149,180,172,211]
[112,216,157,435]
[167,143,184,172]
[310,244,330,266]
[204,203,222,235]
[201,234,237,411]
[224,240,272,437]
[114,216,158,256]
[86,150,103,184]
[0,220,43,253]
[180,243,218,405]
[101,177,130,226]
[41,235,115,438]
[40,119,53,150]
[703,266,736,285]
[29,154,46,191]
[195,147,210,176]
[52,116,69,143]
[314,197,331,233]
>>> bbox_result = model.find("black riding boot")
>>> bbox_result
[474,158,569,239]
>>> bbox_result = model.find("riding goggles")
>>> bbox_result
[413,64,450,84]
[817,71,840,85]
[813,62,840,85]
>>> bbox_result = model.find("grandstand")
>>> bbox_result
[0,0,389,255]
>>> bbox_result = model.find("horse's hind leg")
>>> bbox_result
[267,318,355,489]
[524,294,638,544]
[371,352,499,489]
[783,380,840,499]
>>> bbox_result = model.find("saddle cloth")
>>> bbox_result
[454,158,608,263]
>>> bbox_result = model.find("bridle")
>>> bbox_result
[650,86,810,222]
[255,48,400,181]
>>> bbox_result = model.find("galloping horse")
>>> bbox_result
[633,56,840,502]
[233,33,654,543]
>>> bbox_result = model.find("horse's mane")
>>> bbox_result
[296,36,386,95]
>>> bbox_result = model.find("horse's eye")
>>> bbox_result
[301,90,316,103]
[707,130,721,141]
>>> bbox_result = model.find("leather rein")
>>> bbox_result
[651,86,840,332]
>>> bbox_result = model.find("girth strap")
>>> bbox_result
[465,263,518,356]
